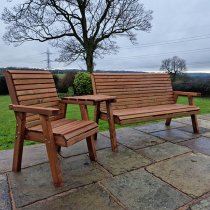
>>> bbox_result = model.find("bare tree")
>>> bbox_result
[160,56,187,82]
[2,0,153,72]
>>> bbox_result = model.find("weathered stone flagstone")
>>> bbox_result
[101,169,191,210]
[20,184,124,210]
[201,131,210,138]
[179,137,210,156]
[0,144,48,174]
[190,196,210,210]
[8,154,111,208]
[134,121,185,133]
[102,127,164,150]
[0,175,11,210]
[198,114,210,121]
[137,142,191,161]
[147,152,210,197]
[176,118,210,129]
[176,125,210,135]
[96,145,151,175]
[61,134,111,158]
[151,129,197,143]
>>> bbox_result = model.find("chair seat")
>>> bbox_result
[25,118,98,147]
[101,104,200,124]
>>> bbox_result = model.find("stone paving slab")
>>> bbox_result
[101,169,191,210]
[8,154,111,208]
[102,128,164,150]
[61,134,111,158]
[147,152,210,197]
[19,184,124,210]
[96,145,151,175]
[0,144,48,174]
[0,175,11,210]
[137,142,191,162]
[176,126,210,135]
[151,129,197,143]
[176,118,210,129]
[189,196,210,210]
[179,137,210,156]
[134,121,185,133]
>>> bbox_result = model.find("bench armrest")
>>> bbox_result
[61,94,117,105]
[174,91,201,97]
[9,104,60,116]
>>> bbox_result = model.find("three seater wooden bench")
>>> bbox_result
[91,73,201,151]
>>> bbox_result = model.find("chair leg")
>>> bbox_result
[12,112,26,172]
[12,136,24,172]
[45,142,63,187]
[191,114,199,134]
[165,118,172,126]
[40,115,63,187]
[86,136,97,161]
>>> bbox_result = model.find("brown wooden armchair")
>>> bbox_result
[5,70,98,187]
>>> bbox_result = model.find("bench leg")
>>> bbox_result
[106,102,118,152]
[165,118,172,126]
[191,114,199,134]
[86,136,97,161]
[12,112,26,172]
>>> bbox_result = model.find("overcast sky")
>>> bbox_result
[0,0,210,72]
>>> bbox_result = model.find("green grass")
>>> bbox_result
[1,95,210,150]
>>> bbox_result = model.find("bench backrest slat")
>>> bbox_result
[5,70,63,128]
[92,73,175,110]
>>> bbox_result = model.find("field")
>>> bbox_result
[1,95,210,150]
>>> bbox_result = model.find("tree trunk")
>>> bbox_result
[85,51,94,73]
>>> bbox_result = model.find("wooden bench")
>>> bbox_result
[5,70,98,187]
[91,73,201,151]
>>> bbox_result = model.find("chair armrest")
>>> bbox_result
[61,94,117,105]
[9,104,60,116]
[174,91,201,97]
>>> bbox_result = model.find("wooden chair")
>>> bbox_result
[5,70,98,187]
[91,73,201,151]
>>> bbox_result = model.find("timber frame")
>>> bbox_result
[91,73,201,151]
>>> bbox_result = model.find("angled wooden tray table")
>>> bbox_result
[62,95,117,151]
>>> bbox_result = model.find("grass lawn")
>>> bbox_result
[1,95,210,150]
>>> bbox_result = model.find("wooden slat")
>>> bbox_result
[14,79,54,85]
[16,88,57,96]
[8,70,49,74]
[15,83,55,91]
[20,97,59,106]
[18,92,58,101]
[12,73,52,79]
[120,111,199,125]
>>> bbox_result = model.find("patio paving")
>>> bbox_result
[1,115,210,210]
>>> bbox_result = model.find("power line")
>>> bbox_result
[121,34,210,49]
[100,47,210,60]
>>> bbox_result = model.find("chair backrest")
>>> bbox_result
[91,73,175,110]
[5,70,64,128]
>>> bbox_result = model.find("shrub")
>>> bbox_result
[57,72,76,93]
[0,76,9,95]
[52,74,59,89]
[173,81,210,96]
[73,72,93,95]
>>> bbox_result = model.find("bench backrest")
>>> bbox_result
[91,73,175,110]
[5,70,64,128]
